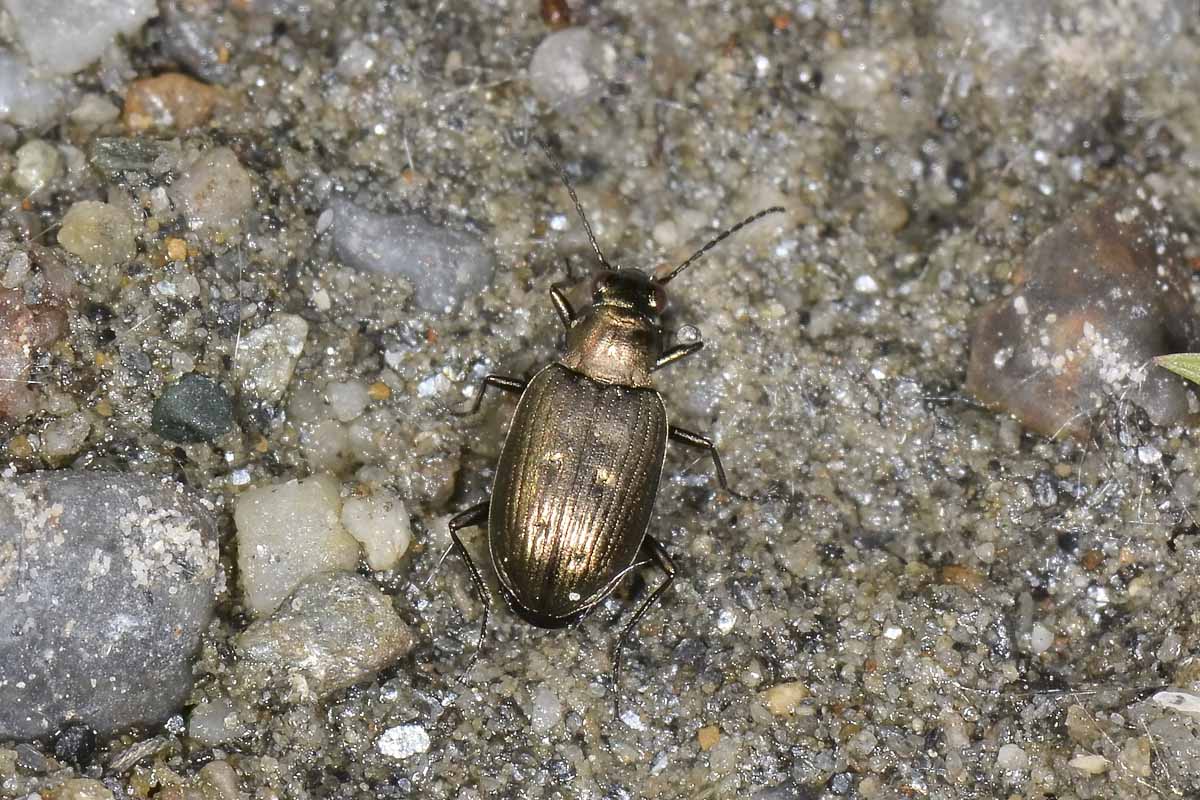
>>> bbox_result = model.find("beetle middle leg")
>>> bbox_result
[453,374,526,416]
[668,425,750,499]
[611,535,676,716]
[653,340,704,372]
[448,499,491,669]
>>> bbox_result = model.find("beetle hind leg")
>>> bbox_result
[611,535,676,718]
[448,500,491,673]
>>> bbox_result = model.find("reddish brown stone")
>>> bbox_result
[967,194,1199,438]
[123,73,220,132]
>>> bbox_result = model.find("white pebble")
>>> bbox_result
[528,28,610,108]
[14,140,61,193]
[377,724,430,759]
[1029,623,1053,654]
[341,490,412,571]
[2,251,31,289]
[853,274,879,294]
[234,475,359,616]
[529,684,563,733]
[996,743,1029,770]
[169,147,255,233]
[69,94,120,126]
[1068,753,1109,774]
[325,380,370,422]
[5,0,156,76]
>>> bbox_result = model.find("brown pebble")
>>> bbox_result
[967,194,1199,438]
[1080,549,1104,571]
[540,0,571,29]
[940,564,985,591]
[124,73,219,132]
[166,237,188,261]
[697,725,720,751]
[367,381,391,401]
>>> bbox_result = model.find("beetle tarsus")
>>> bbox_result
[452,374,526,417]
[653,340,704,372]
[448,500,492,672]
[668,425,750,500]
[611,535,676,719]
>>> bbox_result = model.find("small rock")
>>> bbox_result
[169,146,254,232]
[0,287,65,420]
[528,684,563,734]
[340,489,411,571]
[233,312,308,404]
[234,474,359,616]
[57,200,138,267]
[0,51,64,127]
[13,140,61,193]
[41,412,91,460]
[996,743,1029,770]
[4,0,157,76]
[332,200,494,312]
[325,380,370,422]
[967,195,1199,438]
[52,778,114,800]
[377,724,431,759]
[187,694,245,746]
[0,472,219,739]
[336,40,378,79]
[198,760,241,800]
[528,27,611,107]
[697,725,720,751]
[1030,623,1053,654]
[759,681,809,716]
[89,137,175,178]
[68,94,120,126]
[152,374,235,443]
[234,571,413,697]
[160,0,235,85]
[123,73,219,132]
[1068,753,1110,774]
[1119,735,1152,777]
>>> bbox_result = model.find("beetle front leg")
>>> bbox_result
[453,374,526,416]
[550,256,578,328]
[448,499,491,670]
[611,535,676,718]
[653,340,703,372]
[668,425,749,500]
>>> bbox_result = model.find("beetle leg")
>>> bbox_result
[652,340,704,372]
[550,256,578,328]
[668,425,750,499]
[453,374,526,417]
[448,500,491,670]
[611,535,676,718]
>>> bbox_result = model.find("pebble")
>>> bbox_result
[4,0,157,76]
[1029,623,1053,654]
[377,724,431,760]
[340,489,412,571]
[169,146,254,232]
[123,73,220,132]
[69,94,121,126]
[233,312,308,404]
[89,136,176,178]
[160,0,235,85]
[152,374,235,443]
[332,200,494,312]
[40,412,92,460]
[0,471,219,739]
[52,779,114,800]
[13,140,61,193]
[1067,753,1110,774]
[528,684,563,734]
[968,195,1199,437]
[0,287,65,420]
[234,474,359,616]
[0,51,64,127]
[528,27,610,108]
[759,681,810,716]
[234,571,413,698]
[996,743,1029,770]
[187,694,245,746]
[57,200,138,267]
[325,380,370,422]
[337,41,378,79]
[697,725,720,751]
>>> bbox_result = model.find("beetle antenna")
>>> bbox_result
[538,139,613,270]
[659,206,785,284]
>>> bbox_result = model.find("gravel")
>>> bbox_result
[2,0,157,76]
[151,373,235,443]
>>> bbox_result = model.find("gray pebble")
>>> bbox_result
[528,27,611,108]
[332,199,494,313]
[0,471,219,739]
[234,571,413,699]
[152,374,235,443]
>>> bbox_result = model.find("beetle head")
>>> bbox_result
[591,268,668,321]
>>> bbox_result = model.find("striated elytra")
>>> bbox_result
[449,141,783,712]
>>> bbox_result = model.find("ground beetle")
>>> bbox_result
[449,142,783,709]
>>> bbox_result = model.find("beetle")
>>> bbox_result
[449,141,783,709]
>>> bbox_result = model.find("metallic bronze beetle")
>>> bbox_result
[450,142,782,708]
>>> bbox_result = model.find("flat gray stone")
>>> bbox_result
[0,471,219,739]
